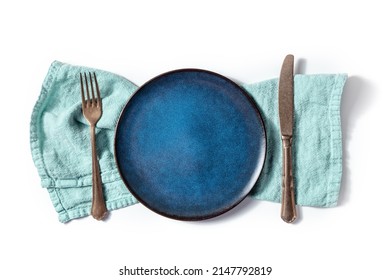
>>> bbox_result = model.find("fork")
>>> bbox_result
[80,72,108,220]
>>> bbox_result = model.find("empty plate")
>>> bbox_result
[115,69,266,220]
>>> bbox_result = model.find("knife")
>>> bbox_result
[278,54,297,223]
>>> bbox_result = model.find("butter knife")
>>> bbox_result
[278,54,297,223]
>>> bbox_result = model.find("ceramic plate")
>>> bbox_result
[115,69,266,220]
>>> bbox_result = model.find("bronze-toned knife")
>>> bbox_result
[278,54,297,223]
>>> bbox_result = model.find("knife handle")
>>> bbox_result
[281,136,297,223]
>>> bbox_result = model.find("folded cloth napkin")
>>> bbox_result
[30,61,347,222]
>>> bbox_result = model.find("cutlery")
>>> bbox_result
[278,55,297,223]
[80,72,108,220]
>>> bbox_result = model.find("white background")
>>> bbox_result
[0,0,388,279]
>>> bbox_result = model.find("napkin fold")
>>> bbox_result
[245,75,346,206]
[30,61,347,222]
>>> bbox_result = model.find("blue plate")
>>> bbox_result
[115,69,266,220]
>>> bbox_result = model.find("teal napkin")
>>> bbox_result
[30,61,347,222]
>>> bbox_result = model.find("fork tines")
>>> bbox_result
[79,72,101,107]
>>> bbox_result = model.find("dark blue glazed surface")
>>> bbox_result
[115,69,266,220]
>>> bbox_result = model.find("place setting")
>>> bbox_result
[30,55,347,223]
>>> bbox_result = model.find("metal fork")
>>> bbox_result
[80,72,108,220]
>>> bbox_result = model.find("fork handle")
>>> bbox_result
[90,125,108,220]
[281,136,297,223]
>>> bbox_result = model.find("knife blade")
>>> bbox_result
[278,54,297,223]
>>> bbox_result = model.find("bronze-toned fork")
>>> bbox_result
[80,72,108,220]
